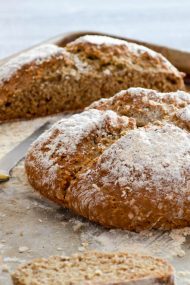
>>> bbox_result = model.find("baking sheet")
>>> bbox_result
[1,115,190,285]
[1,32,190,285]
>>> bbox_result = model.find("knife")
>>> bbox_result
[0,121,50,182]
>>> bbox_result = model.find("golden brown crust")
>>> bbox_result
[12,251,174,285]
[25,109,135,206]
[0,35,185,122]
[65,123,190,231]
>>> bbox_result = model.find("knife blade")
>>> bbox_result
[0,121,50,182]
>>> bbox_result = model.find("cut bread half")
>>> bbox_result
[0,35,185,122]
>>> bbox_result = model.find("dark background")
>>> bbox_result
[1,0,190,59]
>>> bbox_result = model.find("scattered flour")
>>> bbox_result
[64,215,190,260]
[3,257,26,263]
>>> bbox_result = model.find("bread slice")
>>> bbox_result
[0,35,185,122]
[12,251,175,285]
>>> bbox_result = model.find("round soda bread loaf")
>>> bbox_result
[0,35,185,122]
[12,251,175,285]
[25,88,190,231]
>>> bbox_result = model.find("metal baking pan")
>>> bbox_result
[0,31,190,285]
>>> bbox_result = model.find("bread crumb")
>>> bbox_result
[81,241,89,248]
[177,270,190,284]
[177,249,185,257]
[2,264,9,272]
[78,246,85,252]
[72,221,84,232]
[94,269,103,276]
[18,246,29,253]
[56,247,63,251]
[60,255,69,260]
[178,270,190,277]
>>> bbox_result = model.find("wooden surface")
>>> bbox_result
[1,0,190,60]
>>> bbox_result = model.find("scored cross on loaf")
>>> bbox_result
[25,87,190,231]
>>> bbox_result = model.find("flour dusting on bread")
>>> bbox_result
[99,123,190,195]
[0,44,65,84]
[30,109,130,157]
[76,35,162,58]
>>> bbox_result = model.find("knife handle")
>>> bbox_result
[0,169,10,182]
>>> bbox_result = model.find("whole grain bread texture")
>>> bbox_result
[25,88,190,231]
[0,35,185,122]
[12,251,175,285]
[88,87,190,130]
